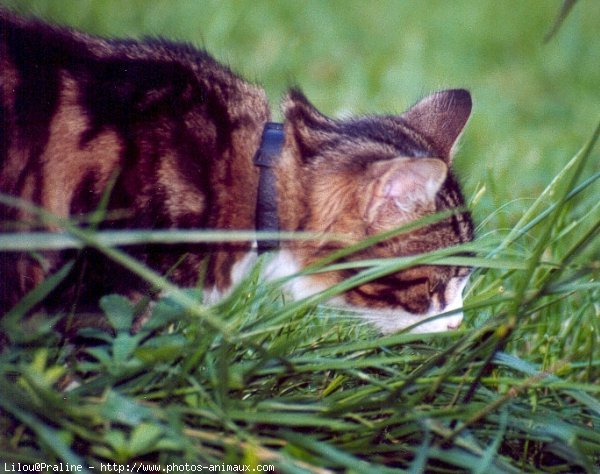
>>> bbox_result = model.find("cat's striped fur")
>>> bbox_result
[0,10,473,335]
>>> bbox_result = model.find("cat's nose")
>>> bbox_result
[447,321,461,330]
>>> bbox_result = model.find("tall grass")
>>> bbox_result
[1,120,598,472]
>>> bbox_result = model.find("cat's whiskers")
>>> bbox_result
[326,299,465,334]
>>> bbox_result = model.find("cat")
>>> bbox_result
[0,9,473,336]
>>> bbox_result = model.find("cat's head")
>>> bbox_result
[280,89,473,333]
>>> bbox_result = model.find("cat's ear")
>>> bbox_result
[401,89,471,160]
[363,157,448,228]
[283,89,338,159]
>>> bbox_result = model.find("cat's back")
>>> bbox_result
[0,8,266,119]
[0,8,268,202]
[0,9,269,312]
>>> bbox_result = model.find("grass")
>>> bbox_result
[1,1,599,472]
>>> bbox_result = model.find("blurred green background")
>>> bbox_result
[2,0,599,229]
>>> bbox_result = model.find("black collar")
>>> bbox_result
[253,122,284,254]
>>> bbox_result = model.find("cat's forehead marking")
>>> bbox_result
[335,118,434,158]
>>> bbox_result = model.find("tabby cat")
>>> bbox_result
[0,9,473,334]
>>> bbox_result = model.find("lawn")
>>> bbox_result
[1,1,599,472]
